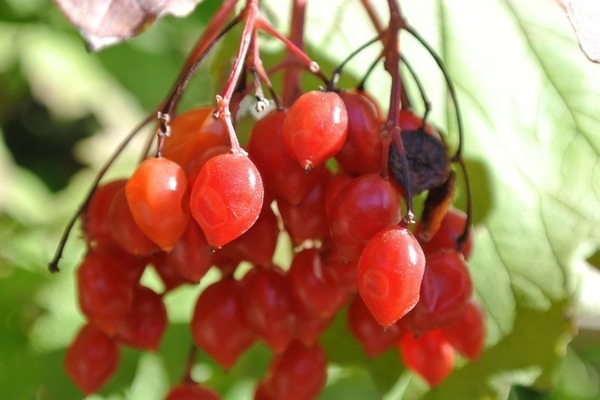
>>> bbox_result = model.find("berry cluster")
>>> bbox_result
[63,86,483,397]
[51,0,486,397]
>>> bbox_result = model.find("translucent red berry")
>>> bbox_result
[335,90,383,175]
[442,301,485,362]
[417,208,473,260]
[108,187,159,256]
[282,91,348,170]
[408,251,473,333]
[240,266,296,352]
[248,110,323,204]
[348,295,402,358]
[166,221,213,282]
[269,340,327,400]
[329,174,402,261]
[165,383,220,400]
[190,153,264,248]
[82,179,127,249]
[400,330,454,387]
[357,226,425,328]
[126,157,190,251]
[190,279,256,369]
[115,285,167,351]
[65,323,120,394]
[162,106,229,168]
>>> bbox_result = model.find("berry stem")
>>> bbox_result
[330,32,384,90]
[282,0,308,106]
[214,0,260,154]
[404,24,464,160]
[182,344,198,384]
[256,16,327,83]
[455,157,473,252]
[356,52,383,91]
[400,54,432,125]
[381,0,414,224]
[359,0,384,35]
[48,115,154,272]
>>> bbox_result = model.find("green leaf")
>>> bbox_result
[274,0,600,397]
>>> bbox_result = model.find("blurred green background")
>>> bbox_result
[1,0,600,399]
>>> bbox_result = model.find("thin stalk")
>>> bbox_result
[48,115,154,272]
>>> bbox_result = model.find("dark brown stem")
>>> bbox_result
[48,115,154,272]
[381,0,414,223]
[404,24,464,160]
[182,344,198,384]
[400,54,431,124]
[455,157,472,252]
[330,32,384,90]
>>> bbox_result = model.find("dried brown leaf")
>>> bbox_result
[54,0,203,51]
[560,0,600,62]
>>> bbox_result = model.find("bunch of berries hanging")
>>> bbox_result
[50,0,485,398]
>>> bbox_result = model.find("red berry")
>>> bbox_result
[108,187,159,256]
[65,323,120,394]
[240,267,296,352]
[77,250,141,335]
[162,106,229,168]
[219,202,279,267]
[400,330,454,387]
[190,153,264,248]
[408,251,473,333]
[165,383,220,400]
[329,174,402,261]
[278,170,330,246]
[282,91,348,170]
[357,226,425,328]
[115,285,167,350]
[335,90,383,175]
[269,341,327,400]
[190,279,256,369]
[288,248,348,319]
[248,110,324,204]
[348,295,402,358]
[126,157,190,251]
[416,208,473,260]
[166,221,213,282]
[442,301,485,361]
[82,179,127,249]
[151,254,189,292]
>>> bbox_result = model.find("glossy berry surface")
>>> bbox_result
[443,301,485,361]
[348,295,402,358]
[165,383,220,400]
[162,106,229,167]
[190,153,264,248]
[335,90,383,175]
[269,340,327,400]
[417,208,473,260]
[357,226,426,328]
[329,173,402,261]
[126,156,189,251]
[408,251,473,333]
[65,323,120,394]
[166,221,213,282]
[115,285,167,350]
[82,179,127,248]
[282,90,348,170]
[190,279,256,369]
[248,110,323,204]
[400,330,454,387]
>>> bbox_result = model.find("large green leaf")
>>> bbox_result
[260,0,600,398]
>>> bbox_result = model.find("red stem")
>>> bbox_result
[282,0,308,106]
[215,0,259,154]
